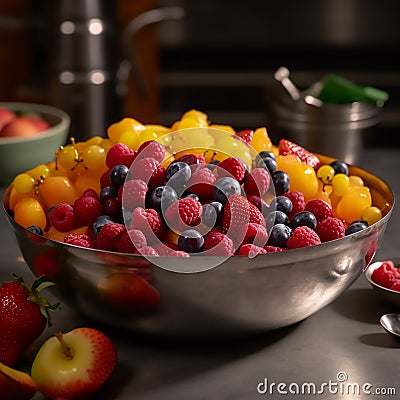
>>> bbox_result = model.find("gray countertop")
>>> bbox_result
[1,148,400,400]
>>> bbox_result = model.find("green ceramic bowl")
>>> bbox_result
[0,102,70,186]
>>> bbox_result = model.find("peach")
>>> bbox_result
[0,116,47,138]
[0,107,16,131]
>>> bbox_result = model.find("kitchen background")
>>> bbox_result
[1,0,399,146]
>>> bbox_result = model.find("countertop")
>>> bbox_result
[1,148,400,400]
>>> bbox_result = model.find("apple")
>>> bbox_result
[0,360,37,400]
[0,107,16,131]
[31,327,117,399]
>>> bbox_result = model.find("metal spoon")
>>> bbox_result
[274,67,301,101]
[380,313,400,338]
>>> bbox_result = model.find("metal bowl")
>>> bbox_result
[365,259,400,309]
[2,155,394,338]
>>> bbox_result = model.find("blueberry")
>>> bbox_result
[267,224,292,247]
[165,161,191,189]
[178,229,204,253]
[271,170,290,195]
[202,201,223,228]
[146,185,178,215]
[265,210,288,228]
[213,177,242,203]
[289,211,317,230]
[345,221,368,236]
[110,165,129,190]
[27,225,43,236]
[184,193,200,201]
[93,214,114,235]
[206,159,220,171]
[258,157,277,173]
[270,196,293,215]
[330,160,349,176]
[100,185,118,204]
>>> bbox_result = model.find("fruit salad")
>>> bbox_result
[7,109,385,257]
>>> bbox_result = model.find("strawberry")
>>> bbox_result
[0,275,59,367]
[278,139,321,169]
[222,194,266,242]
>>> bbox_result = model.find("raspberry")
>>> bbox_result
[130,157,165,190]
[100,169,111,189]
[203,231,234,256]
[129,207,163,243]
[237,244,267,256]
[134,245,159,256]
[235,129,253,145]
[243,168,270,197]
[222,194,266,237]
[186,167,216,201]
[167,249,190,257]
[106,143,136,169]
[239,222,269,247]
[216,157,246,182]
[136,140,165,163]
[164,198,203,231]
[286,226,321,249]
[316,217,345,242]
[263,245,285,253]
[371,261,400,289]
[73,196,104,226]
[64,233,94,248]
[148,163,166,190]
[283,191,305,219]
[391,281,400,292]
[117,229,147,253]
[96,222,126,251]
[49,203,78,232]
[118,179,148,210]
[153,241,178,253]
[82,188,100,199]
[305,199,333,222]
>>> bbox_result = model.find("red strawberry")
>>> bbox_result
[0,275,59,367]
[222,194,266,241]
[278,139,321,169]
[235,129,254,144]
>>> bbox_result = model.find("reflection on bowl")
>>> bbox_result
[365,259,400,308]
[2,155,395,338]
[0,102,70,186]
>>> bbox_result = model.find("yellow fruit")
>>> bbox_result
[276,155,318,198]
[251,127,273,153]
[107,117,146,143]
[38,176,80,210]
[336,186,372,224]
[14,198,47,230]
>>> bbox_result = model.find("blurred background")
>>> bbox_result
[0,0,399,145]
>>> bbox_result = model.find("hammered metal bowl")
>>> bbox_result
[2,155,394,338]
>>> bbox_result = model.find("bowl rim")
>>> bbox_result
[0,102,70,144]
[365,259,400,294]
